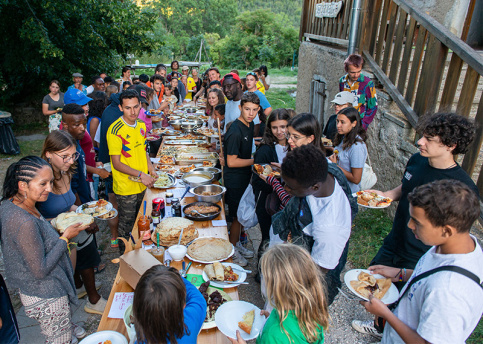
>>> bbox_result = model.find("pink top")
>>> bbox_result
[79,131,96,182]
[138,108,153,132]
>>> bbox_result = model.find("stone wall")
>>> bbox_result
[296,40,420,218]
[296,41,347,118]
[12,101,46,126]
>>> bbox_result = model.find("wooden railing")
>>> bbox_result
[299,0,354,46]
[358,0,483,194]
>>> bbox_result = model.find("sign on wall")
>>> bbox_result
[315,1,343,18]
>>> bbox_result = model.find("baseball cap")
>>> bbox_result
[331,91,357,105]
[221,72,241,86]
[64,88,91,106]
[134,85,149,105]
[182,66,189,71]
[72,72,83,78]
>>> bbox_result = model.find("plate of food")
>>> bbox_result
[51,212,94,233]
[147,109,163,116]
[356,191,392,208]
[153,172,176,189]
[97,208,118,220]
[195,128,217,137]
[344,269,399,304]
[322,137,333,146]
[203,262,247,288]
[164,140,206,145]
[155,164,177,175]
[186,237,234,264]
[252,163,281,178]
[199,282,232,330]
[183,201,221,221]
[78,330,128,344]
[159,155,176,165]
[146,134,161,141]
[151,217,199,246]
[177,164,197,174]
[76,199,112,217]
[215,301,266,341]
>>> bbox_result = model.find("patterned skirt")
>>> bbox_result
[19,293,72,344]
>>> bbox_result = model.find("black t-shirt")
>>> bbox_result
[385,153,480,265]
[223,119,254,187]
[323,114,337,141]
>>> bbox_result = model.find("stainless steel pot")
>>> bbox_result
[192,167,222,181]
[169,119,183,130]
[190,184,226,203]
[181,171,215,187]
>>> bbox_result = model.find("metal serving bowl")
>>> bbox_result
[181,171,215,187]
[182,119,204,127]
[169,119,183,130]
[181,123,202,133]
[192,167,222,181]
[190,184,226,203]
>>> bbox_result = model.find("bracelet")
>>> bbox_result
[59,236,69,245]
[402,268,407,281]
[138,171,142,178]
[395,268,403,281]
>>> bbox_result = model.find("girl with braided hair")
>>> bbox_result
[0,156,88,344]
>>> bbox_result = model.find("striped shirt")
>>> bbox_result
[339,73,378,129]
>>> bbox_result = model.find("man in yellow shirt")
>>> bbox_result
[107,89,156,246]
[182,65,196,100]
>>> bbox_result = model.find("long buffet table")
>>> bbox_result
[97,125,236,343]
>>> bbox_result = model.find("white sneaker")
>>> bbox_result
[71,337,78,344]
[351,320,383,338]
[236,241,254,258]
[77,281,102,299]
[84,296,107,315]
[72,323,86,339]
[232,248,248,267]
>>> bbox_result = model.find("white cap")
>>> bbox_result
[331,91,357,106]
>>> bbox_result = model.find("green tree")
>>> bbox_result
[216,10,299,68]
[0,0,158,105]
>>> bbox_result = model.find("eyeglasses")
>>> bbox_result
[285,133,307,141]
[246,72,257,77]
[53,152,80,163]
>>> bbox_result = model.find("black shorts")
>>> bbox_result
[225,187,247,221]
[104,175,114,194]
[75,236,101,271]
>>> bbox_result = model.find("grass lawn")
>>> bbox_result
[350,209,482,342]
[265,88,296,110]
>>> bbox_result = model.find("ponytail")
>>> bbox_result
[1,156,51,201]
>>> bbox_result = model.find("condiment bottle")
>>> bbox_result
[137,215,150,239]
[166,192,174,205]
[171,198,182,217]
[152,198,165,225]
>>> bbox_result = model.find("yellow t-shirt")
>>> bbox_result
[107,117,148,196]
[257,80,266,94]
[185,77,196,100]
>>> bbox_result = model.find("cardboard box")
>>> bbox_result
[120,249,162,289]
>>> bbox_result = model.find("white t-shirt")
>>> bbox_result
[334,137,367,193]
[303,180,351,269]
[86,85,94,95]
[275,144,287,163]
[382,236,483,344]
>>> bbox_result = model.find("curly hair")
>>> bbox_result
[282,145,328,188]
[408,179,479,233]
[333,107,367,150]
[417,113,476,155]
[87,91,108,119]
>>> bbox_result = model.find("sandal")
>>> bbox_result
[94,262,106,274]
[111,238,119,248]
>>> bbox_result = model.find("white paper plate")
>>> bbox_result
[79,330,128,344]
[215,301,266,340]
[76,201,113,218]
[202,263,247,288]
[352,192,393,209]
[186,237,234,264]
[344,269,399,304]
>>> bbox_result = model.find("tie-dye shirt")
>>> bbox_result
[339,73,377,129]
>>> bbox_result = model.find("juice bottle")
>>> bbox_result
[137,215,150,239]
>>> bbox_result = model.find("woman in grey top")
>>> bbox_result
[328,107,368,193]
[42,80,64,132]
[0,156,87,344]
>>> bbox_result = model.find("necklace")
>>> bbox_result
[13,196,40,219]
[58,174,72,208]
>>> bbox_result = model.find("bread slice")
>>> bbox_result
[238,309,255,334]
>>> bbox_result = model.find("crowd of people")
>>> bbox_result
[1,54,482,344]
